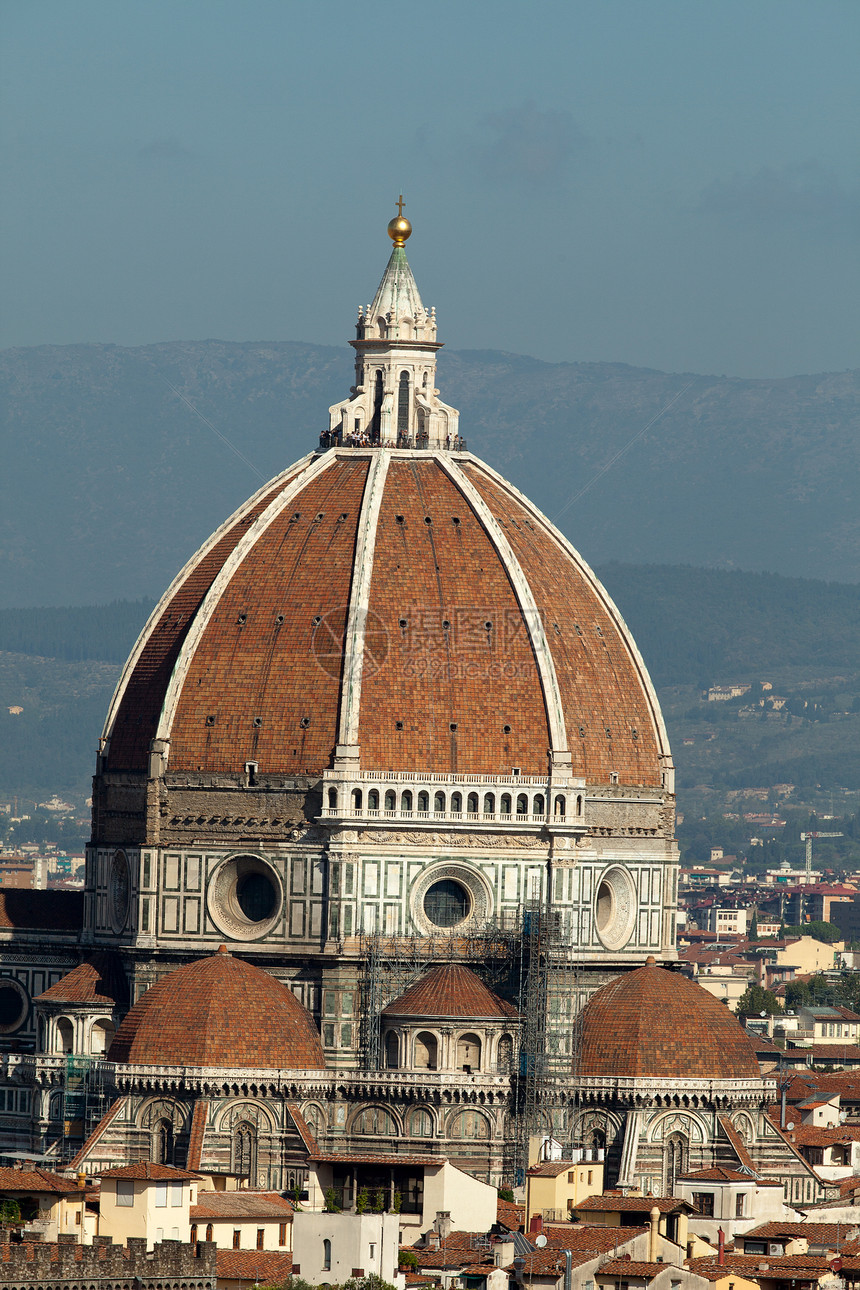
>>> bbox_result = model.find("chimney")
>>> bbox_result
[530,1214,543,1235]
[649,1206,660,1263]
[718,1228,726,1267]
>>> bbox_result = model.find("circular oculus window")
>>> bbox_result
[593,865,637,951]
[208,854,283,941]
[109,850,131,933]
[410,863,493,935]
[0,978,29,1034]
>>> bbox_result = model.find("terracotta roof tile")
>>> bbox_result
[0,889,82,930]
[35,953,127,1005]
[186,1098,209,1171]
[100,1162,200,1180]
[580,962,761,1080]
[0,1168,81,1195]
[383,963,516,1019]
[108,949,325,1070]
[191,1190,293,1219]
[575,1195,691,1214]
[598,1261,671,1277]
[215,1249,293,1281]
[68,1095,127,1170]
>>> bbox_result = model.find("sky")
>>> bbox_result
[1,0,858,378]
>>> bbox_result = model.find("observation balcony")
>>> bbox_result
[318,428,467,453]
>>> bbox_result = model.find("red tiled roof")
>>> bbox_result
[383,963,516,1019]
[543,1225,649,1252]
[718,1115,758,1173]
[286,1101,321,1156]
[497,1197,524,1229]
[215,1249,293,1282]
[0,1168,81,1195]
[680,1167,760,1183]
[313,1153,442,1166]
[68,1095,127,1170]
[104,454,665,784]
[191,1190,293,1219]
[100,1162,199,1180]
[580,961,762,1080]
[186,1098,209,1171]
[598,1261,670,1278]
[35,953,126,1005]
[575,1195,691,1214]
[108,948,325,1070]
[742,1222,857,1243]
[0,889,83,930]
[528,1160,581,1177]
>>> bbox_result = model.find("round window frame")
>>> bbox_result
[0,977,30,1035]
[109,849,131,934]
[207,854,283,941]
[593,864,637,951]
[410,862,493,935]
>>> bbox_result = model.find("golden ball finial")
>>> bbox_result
[387,195,412,247]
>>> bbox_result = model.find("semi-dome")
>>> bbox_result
[578,957,761,1080]
[383,963,517,1019]
[108,948,325,1069]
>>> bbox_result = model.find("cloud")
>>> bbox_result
[697,160,860,238]
[471,101,589,191]
[137,137,196,162]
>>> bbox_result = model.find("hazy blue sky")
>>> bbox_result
[2,0,858,377]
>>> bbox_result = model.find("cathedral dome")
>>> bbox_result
[578,958,760,1080]
[108,948,325,1069]
[383,963,516,1020]
[101,449,670,787]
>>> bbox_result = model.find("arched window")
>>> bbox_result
[371,370,384,437]
[384,790,396,811]
[385,1031,399,1069]
[90,1018,115,1055]
[411,1107,433,1137]
[434,791,446,813]
[323,1238,332,1271]
[232,1121,257,1179]
[417,791,429,812]
[554,795,566,817]
[352,788,363,812]
[500,794,512,815]
[190,1223,198,1245]
[516,793,528,815]
[368,789,379,810]
[56,1017,74,1054]
[353,1106,397,1135]
[397,372,410,434]
[663,1133,687,1195]
[533,794,545,816]
[414,1032,438,1070]
[467,792,479,813]
[449,1109,490,1139]
[456,1033,482,1073]
[483,793,495,815]
[400,790,413,812]
[206,1223,214,1242]
[327,787,338,810]
[154,1117,174,1165]
[497,1034,514,1072]
[451,792,462,813]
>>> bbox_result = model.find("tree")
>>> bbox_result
[399,1250,420,1271]
[783,921,841,944]
[498,1187,515,1202]
[749,911,759,941]
[735,983,782,1017]
[355,1187,370,1214]
[373,1188,386,1213]
[323,1187,341,1213]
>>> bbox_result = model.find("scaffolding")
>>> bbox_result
[62,1055,109,1155]
[357,881,583,1186]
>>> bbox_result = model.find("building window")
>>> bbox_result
[323,1238,332,1271]
[257,1229,265,1250]
[423,879,469,928]
[736,1193,746,1217]
[692,1192,714,1217]
[171,1181,183,1206]
[206,1224,213,1242]
[155,1182,168,1208]
[280,1222,287,1247]
[116,1181,134,1207]
[397,372,410,434]
[233,1230,241,1249]
[190,1224,198,1245]
[153,1117,174,1165]
[232,1121,257,1179]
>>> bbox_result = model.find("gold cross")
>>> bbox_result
[396,195,405,217]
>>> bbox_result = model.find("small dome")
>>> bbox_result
[383,963,516,1020]
[36,953,127,1007]
[108,949,325,1070]
[579,958,760,1080]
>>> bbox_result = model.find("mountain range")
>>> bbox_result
[1,341,858,607]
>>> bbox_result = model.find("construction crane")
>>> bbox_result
[800,831,844,881]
